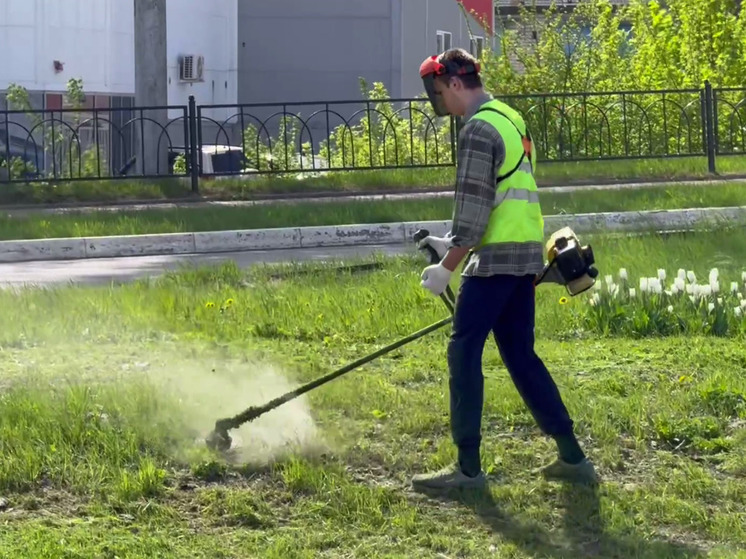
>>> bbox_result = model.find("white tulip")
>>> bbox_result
[677,268,686,280]
[709,268,719,283]
[671,284,679,295]
[619,268,628,281]
[605,275,613,286]
[667,305,673,313]
[640,277,649,292]
[658,269,666,281]
[648,278,658,293]
[742,271,746,282]
[741,300,746,310]
[718,297,723,305]
[708,302,715,312]
[732,282,739,294]
[687,271,697,283]
[675,278,686,291]
[710,280,720,294]
[736,307,743,317]
[629,288,636,298]
[593,281,602,291]
[689,295,696,304]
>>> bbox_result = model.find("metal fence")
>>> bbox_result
[1,81,744,190]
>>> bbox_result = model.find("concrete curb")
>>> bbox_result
[1,206,745,263]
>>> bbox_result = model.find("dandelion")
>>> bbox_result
[224,298,235,307]
[687,271,697,283]
[658,269,666,281]
[559,297,568,305]
[205,302,215,309]
[732,282,739,294]
[619,268,628,281]
[629,288,636,298]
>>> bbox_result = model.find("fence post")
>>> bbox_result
[188,95,200,193]
[704,80,717,175]
[451,115,463,164]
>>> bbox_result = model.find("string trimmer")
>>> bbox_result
[204,230,456,452]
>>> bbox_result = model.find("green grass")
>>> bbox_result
[3,155,746,207]
[2,180,745,241]
[0,228,745,557]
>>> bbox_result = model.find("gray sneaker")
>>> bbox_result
[538,457,599,484]
[411,463,487,492]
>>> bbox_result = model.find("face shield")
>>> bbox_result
[419,55,481,117]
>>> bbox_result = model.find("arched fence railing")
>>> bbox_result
[0,81,743,190]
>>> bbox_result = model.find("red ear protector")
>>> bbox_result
[419,55,481,79]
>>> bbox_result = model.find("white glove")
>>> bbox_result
[417,233,453,260]
[421,263,452,296]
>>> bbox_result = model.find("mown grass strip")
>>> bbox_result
[1,181,745,241]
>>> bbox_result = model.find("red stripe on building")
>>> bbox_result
[457,0,493,34]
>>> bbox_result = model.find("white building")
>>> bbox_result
[0,0,237,115]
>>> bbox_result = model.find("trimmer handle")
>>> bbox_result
[413,228,441,265]
[413,228,456,313]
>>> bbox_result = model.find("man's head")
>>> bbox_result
[419,48,484,117]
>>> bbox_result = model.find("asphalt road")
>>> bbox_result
[0,244,413,289]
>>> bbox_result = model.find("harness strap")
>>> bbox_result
[474,106,534,182]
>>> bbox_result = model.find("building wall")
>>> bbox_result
[166,0,237,121]
[400,0,491,100]
[0,0,134,96]
[237,0,396,104]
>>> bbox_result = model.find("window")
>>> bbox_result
[436,30,452,53]
[470,36,485,59]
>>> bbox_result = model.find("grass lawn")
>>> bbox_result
[1,228,745,557]
[2,155,746,206]
[1,180,745,241]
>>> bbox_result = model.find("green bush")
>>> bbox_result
[480,0,746,159]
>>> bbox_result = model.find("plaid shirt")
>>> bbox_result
[449,94,546,277]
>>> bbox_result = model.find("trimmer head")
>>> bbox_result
[205,419,235,452]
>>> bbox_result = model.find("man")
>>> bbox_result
[412,48,597,491]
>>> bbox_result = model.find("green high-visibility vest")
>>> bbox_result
[468,99,544,249]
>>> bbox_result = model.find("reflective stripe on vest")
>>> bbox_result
[468,99,544,247]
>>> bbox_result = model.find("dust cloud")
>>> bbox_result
[150,350,329,466]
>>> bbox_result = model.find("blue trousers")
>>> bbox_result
[447,273,575,473]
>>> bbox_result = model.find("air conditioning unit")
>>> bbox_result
[179,54,204,82]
